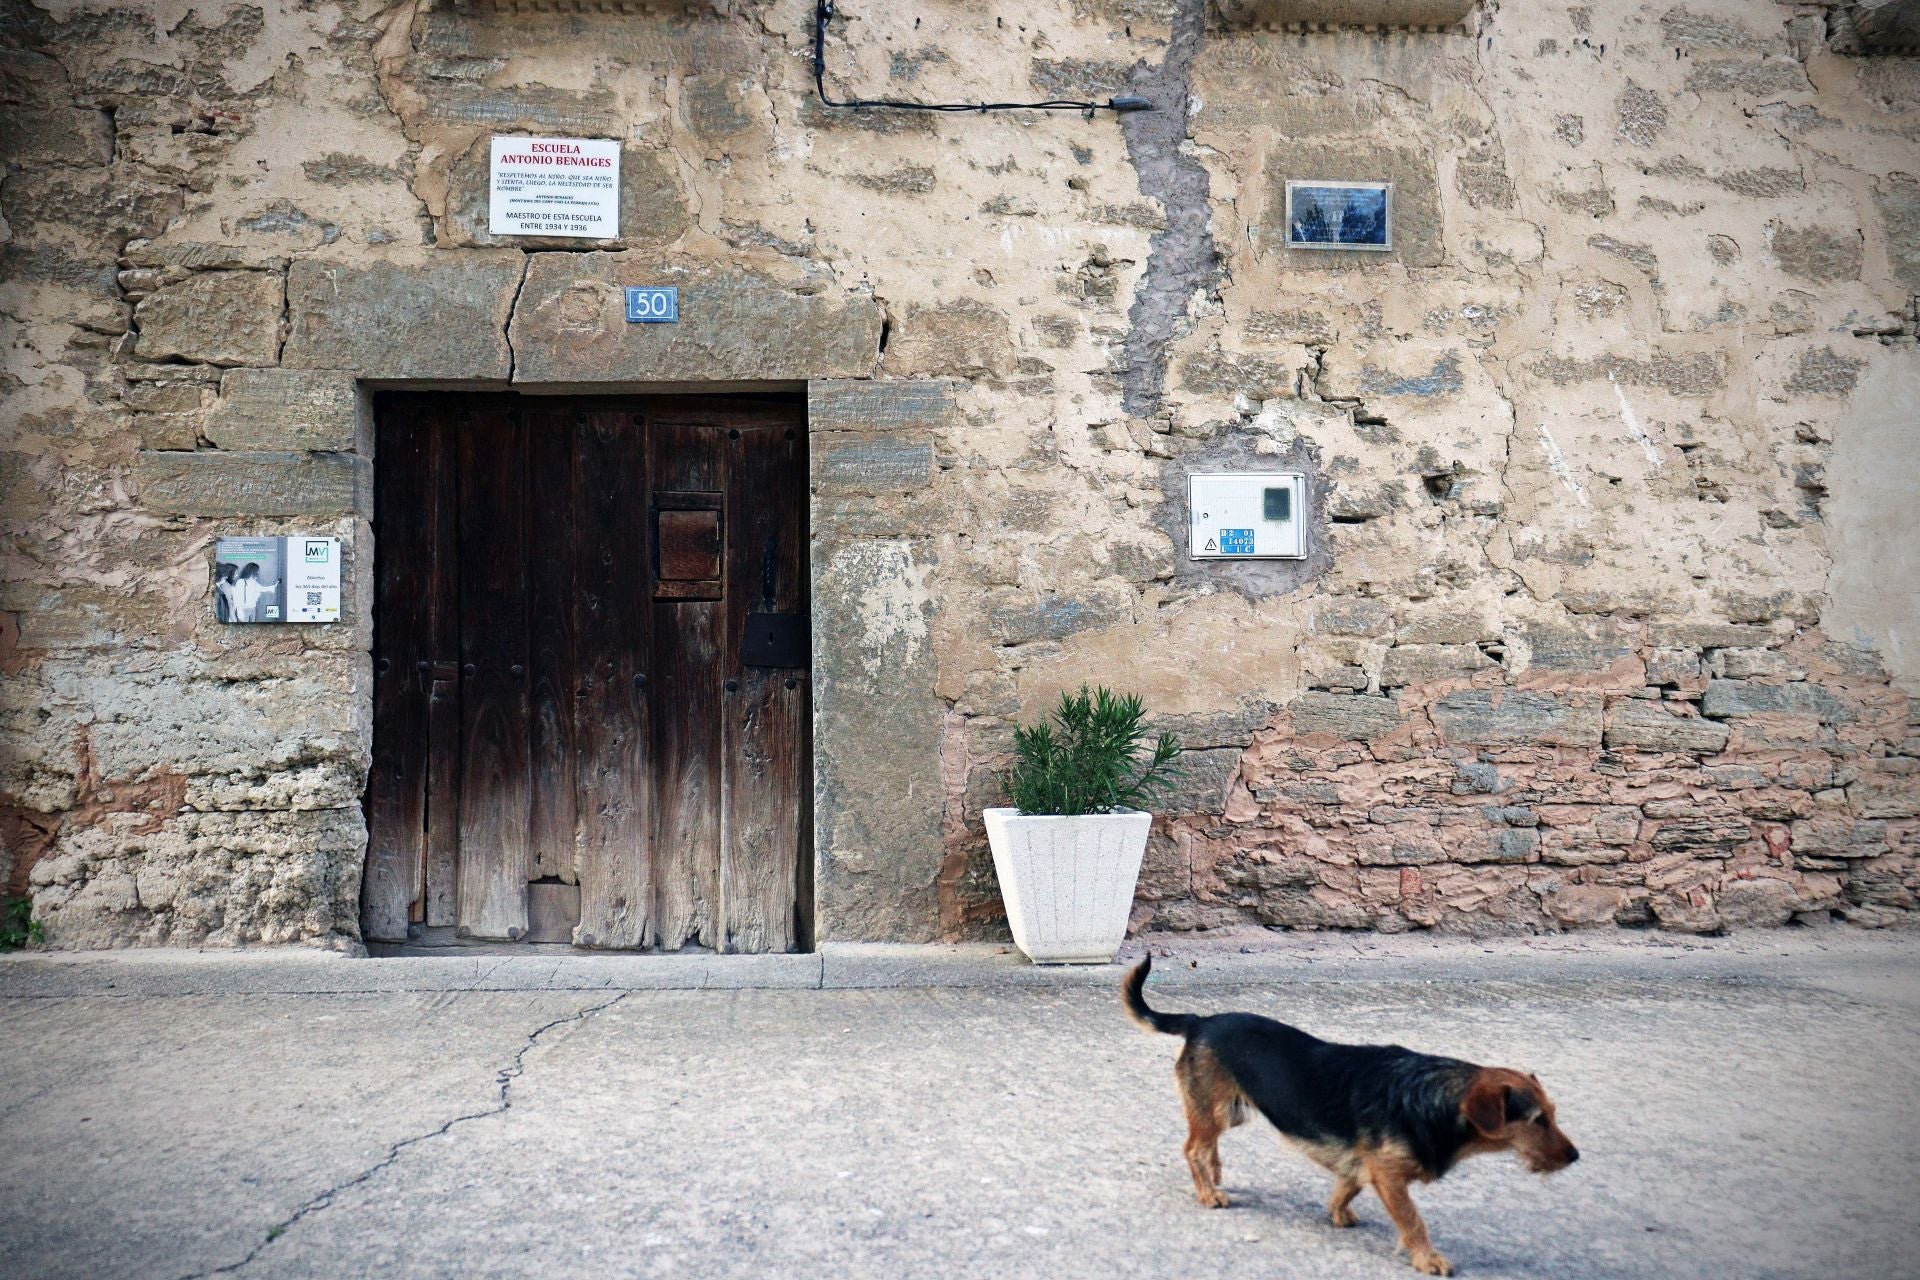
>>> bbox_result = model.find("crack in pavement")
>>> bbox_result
[171,990,630,1280]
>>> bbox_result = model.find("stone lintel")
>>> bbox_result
[510,252,882,385]
[283,254,521,380]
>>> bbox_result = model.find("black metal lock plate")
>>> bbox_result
[741,612,809,668]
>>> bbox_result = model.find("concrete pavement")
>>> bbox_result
[3,931,1917,1279]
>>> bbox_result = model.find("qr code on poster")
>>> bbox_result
[305,591,322,606]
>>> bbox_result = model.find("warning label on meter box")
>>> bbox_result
[488,136,621,238]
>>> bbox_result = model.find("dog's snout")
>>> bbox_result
[1564,1145,1580,1164]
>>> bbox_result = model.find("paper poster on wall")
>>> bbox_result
[488,136,621,238]
[214,537,341,623]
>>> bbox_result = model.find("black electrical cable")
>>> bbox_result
[812,1,1151,116]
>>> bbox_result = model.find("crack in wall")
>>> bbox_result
[1118,0,1218,420]
[504,253,530,381]
[170,990,629,1280]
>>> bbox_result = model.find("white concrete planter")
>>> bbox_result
[983,807,1152,965]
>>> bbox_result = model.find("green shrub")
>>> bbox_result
[0,895,43,951]
[1004,685,1182,817]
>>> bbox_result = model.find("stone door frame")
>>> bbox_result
[137,255,954,944]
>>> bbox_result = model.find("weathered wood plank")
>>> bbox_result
[525,408,578,883]
[573,406,653,949]
[422,412,461,928]
[649,414,725,951]
[455,405,531,940]
[721,407,810,953]
[362,396,428,941]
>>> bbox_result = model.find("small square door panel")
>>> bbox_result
[656,507,722,599]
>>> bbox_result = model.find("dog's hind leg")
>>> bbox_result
[1327,1174,1363,1229]
[1175,1045,1237,1208]
[1363,1153,1450,1276]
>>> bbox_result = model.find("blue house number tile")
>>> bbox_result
[625,286,679,323]
[1219,528,1255,555]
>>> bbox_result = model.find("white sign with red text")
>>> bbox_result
[489,136,620,238]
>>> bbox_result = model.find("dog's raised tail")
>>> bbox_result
[1123,955,1197,1037]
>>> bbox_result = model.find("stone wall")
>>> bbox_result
[0,0,1914,948]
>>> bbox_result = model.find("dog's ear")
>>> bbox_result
[1505,1086,1540,1123]
[1463,1074,1509,1138]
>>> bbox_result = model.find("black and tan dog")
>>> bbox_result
[1124,956,1578,1275]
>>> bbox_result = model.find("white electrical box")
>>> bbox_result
[1188,473,1307,560]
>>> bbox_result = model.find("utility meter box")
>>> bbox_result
[1188,473,1307,560]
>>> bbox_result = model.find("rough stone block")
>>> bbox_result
[1714,877,1805,927]
[1649,815,1752,856]
[1684,59,1807,95]
[1157,747,1242,816]
[511,253,882,384]
[681,73,756,139]
[1355,828,1448,867]
[1791,813,1888,859]
[417,84,620,136]
[1873,172,1920,292]
[1783,346,1866,397]
[1528,350,1725,395]
[1,106,113,169]
[808,380,958,433]
[1522,621,1633,672]
[1700,680,1854,723]
[1455,827,1540,864]
[1151,701,1282,749]
[1431,690,1602,747]
[1381,644,1494,686]
[283,255,520,379]
[1291,692,1404,740]
[812,537,943,942]
[812,436,933,494]
[1650,622,1779,649]
[1397,612,1497,645]
[123,382,209,414]
[1543,881,1630,926]
[204,370,365,453]
[987,588,1132,645]
[1318,348,1464,401]
[135,451,370,516]
[1451,762,1504,795]
[2,583,172,649]
[1604,700,1732,754]
[1647,647,1703,688]
[1851,775,1920,819]
[4,169,182,252]
[887,299,1013,380]
[1313,598,1395,637]
[133,271,282,368]
[1708,647,1794,680]
[136,413,202,450]
[122,240,291,274]
[1769,224,1863,282]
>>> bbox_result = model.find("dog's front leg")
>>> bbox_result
[1363,1157,1449,1276]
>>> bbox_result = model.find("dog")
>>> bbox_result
[1123,955,1578,1275]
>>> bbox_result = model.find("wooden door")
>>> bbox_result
[363,394,811,952]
